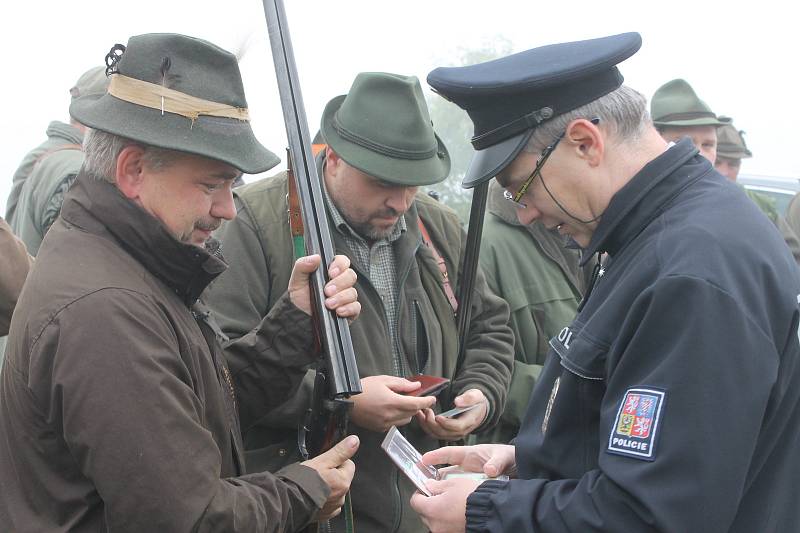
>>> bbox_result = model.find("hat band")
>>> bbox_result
[655,111,716,123]
[108,74,250,122]
[471,106,553,150]
[332,114,436,160]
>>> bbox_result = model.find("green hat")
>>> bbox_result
[651,79,725,128]
[70,33,279,174]
[320,72,450,186]
[716,117,752,159]
[70,66,110,100]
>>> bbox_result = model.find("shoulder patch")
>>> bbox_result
[607,388,665,461]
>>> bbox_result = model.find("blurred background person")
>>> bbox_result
[651,78,725,162]
[652,80,800,265]
[11,66,109,255]
[471,181,585,445]
[0,217,32,361]
[5,66,108,228]
[714,117,751,181]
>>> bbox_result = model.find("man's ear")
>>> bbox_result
[566,118,604,167]
[325,146,342,170]
[115,145,147,199]
[323,146,348,185]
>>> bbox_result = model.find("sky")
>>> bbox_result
[1,0,798,215]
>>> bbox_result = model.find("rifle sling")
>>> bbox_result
[289,160,458,318]
[418,218,458,315]
[286,155,306,260]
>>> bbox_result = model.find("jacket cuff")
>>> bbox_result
[276,463,330,518]
[265,293,317,366]
[465,479,506,532]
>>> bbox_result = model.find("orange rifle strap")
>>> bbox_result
[417,218,459,315]
[286,150,306,260]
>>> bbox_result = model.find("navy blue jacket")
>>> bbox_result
[467,139,800,532]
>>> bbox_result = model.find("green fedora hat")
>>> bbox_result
[651,78,725,128]
[69,65,110,100]
[320,72,450,186]
[716,117,752,159]
[70,33,279,174]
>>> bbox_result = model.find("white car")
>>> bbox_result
[737,174,800,216]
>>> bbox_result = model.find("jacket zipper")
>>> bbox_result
[391,468,402,532]
[409,299,420,375]
[395,238,422,377]
[391,237,422,532]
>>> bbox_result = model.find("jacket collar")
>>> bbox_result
[580,137,708,265]
[61,172,227,305]
[45,121,84,145]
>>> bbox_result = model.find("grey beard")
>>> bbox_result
[347,218,398,242]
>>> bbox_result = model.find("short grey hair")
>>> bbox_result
[524,85,650,154]
[83,129,184,183]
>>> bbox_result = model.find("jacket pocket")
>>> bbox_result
[244,439,302,474]
[413,299,430,374]
[549,324,606,381]
[547,325,607,471]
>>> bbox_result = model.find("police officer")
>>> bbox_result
[411,32,800,533]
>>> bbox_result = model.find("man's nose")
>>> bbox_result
[385,186,416,214]
[516,204,541,226]
[212,188,237,221]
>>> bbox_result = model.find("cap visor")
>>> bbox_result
[461,129,533,189]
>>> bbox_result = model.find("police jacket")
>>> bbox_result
[466,139,800,532]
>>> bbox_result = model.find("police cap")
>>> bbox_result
[427,32,641,188]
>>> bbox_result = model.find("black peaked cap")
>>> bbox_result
[427,32,642,188]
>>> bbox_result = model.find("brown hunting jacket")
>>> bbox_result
[0,217,31,336]
[0,173,327,532]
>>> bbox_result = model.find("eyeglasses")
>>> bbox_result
[502,117,600,209]
[502,133,564,209]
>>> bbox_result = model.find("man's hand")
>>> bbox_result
[302,435,359,521]
[410,477,482,533]
[421,443,516,479]
[416,388,488,441]
[288,254,360,320]
[351,375,437,433]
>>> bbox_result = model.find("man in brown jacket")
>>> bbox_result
[0,217,31,337]
[0,33,361,532]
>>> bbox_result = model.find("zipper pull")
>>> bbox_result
[577,252,604,313]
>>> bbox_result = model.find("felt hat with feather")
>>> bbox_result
[70,33,279,174]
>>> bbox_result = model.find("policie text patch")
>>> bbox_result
[607,388,665,461]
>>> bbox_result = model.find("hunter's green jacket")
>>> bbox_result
[205,166,513,533]
[473,181,585,445]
